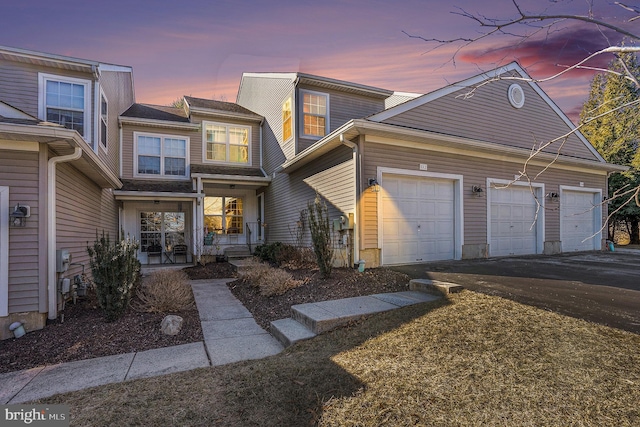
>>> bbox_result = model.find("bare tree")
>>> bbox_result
[405,0,640,242]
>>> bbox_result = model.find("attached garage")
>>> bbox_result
[488,180,544,257]
[560,187,602,252]
[379,170,462,265]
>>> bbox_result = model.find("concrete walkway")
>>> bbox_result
[0,278,444,404]
[1,279,283,404]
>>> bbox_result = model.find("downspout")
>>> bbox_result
[48,147,82,319]
[340,134,359,267]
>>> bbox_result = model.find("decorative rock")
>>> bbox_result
[160,315,183,336]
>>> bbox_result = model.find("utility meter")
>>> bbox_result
[56,249,71,273]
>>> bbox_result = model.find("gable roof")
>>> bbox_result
[368,62,605,163]
[239,72,393,99]
[184,96,262,121]
[121,103,189,122]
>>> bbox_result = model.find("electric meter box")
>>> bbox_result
[56,249,71,273]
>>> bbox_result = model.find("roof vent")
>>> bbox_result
[508,84,525,109]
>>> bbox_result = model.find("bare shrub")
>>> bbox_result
[134,269,194,313]
[239,258,302,297]
[280,247,316,270]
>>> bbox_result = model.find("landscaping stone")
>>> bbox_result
[161,315,183,335]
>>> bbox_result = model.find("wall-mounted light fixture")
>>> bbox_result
[368,178,380,193]
[472,186,484,197]
[546,192,560,201]
[10,204,30,227]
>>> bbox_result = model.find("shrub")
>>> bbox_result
[239,258,302,297]
[134,270,194,313]
[308,194,334,278]
[87,232,141,322]
[253,242,284,264]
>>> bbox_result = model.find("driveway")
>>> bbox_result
[391,251,640,335]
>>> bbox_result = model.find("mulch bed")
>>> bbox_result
[1,262,411,373]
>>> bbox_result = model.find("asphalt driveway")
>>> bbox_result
[391,251,640,334]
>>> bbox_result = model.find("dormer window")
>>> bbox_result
[300,90,329,138]
[38,73,92,144]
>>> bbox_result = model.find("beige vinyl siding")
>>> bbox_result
[381,78,598,161]
[98,70,134,177]
[189,113,261,168]
[56,161,118,282]
[236,75,295,172]
[297,84,386,153]
[362,141,606,249]
[265,145,355,244]
[0,149,40,313]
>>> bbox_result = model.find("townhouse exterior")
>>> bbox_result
[0,46,624,338]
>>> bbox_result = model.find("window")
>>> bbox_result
[282,96,292,141]
[135,133,188,178]
[204,196,244,235]
[100,91,108,150]
[140,211,185,252]
[300,90,329,138]
[38,73,91,143]
[203,122,250,164]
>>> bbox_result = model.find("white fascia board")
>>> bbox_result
[118,116,199,131]
[190,173,271,184]
[113,191,199,200]
[98,63,133,73]
[188,107,263,122]
[241,72,298,80]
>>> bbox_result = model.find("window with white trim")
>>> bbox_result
[38,73,92,143]
[100,90,108,150]
[282,96,292,141]
[300,90,329,138]
[203,122,250,164]
[204,196,244,235]
[134,132,189,178]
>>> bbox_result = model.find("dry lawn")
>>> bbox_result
[40,291,640,426]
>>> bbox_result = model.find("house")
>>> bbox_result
[0,45,624,338]
[0,46,134,338]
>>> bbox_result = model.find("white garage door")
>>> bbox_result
[490,185,538,256]
[382,175,455,265]
[561,190,599,252]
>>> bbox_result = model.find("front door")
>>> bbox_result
[140,211,186,263]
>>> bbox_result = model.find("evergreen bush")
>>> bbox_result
[308,194,334,278]
[87,231,141,321]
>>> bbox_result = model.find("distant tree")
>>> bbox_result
[579,53,640,243]
[170,96,185,109]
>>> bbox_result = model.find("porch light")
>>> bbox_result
[10,204,30,227]
[368,178,380,193]
[472,186,484,197]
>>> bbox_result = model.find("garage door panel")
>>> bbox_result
[561,190,599,252]
[490,185,538,257]
[382,174,455,264]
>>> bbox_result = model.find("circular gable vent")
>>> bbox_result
[508,83,525,108]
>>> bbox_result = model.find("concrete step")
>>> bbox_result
[270,318,316,347]
[410,279,464,295]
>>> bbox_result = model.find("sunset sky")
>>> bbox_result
[2,0,636,122]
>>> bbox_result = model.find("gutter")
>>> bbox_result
[48,147,82,320]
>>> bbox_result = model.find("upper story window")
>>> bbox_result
[282,96,292,141]
[135,132,189,178]
[300,90,329,138]
[38,73,92,144]
[100,90,108,151]
[203,122,250,164]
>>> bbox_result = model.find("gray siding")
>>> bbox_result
[98,70,135,177]
[0,149,40,313]
[297,84,386,153]
[382,78,598,161]
[236,75,296,171]
[362,141,606,249]
[265,145,355,244]
[56,161,118,282]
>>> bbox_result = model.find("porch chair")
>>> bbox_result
[173,244,188,263]
[147,244,162,264]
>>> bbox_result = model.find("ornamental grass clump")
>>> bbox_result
[135,270,194,313]
[239,258,302,297]
[87,232,141,322]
